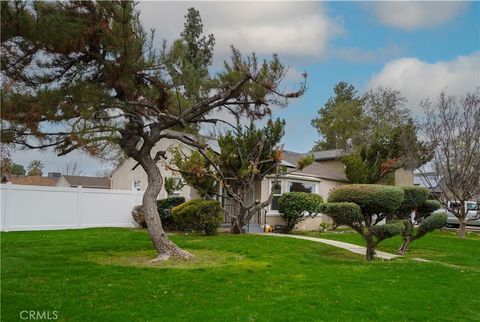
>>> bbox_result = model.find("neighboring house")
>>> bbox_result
[111,131,415,231]
[56,175,111,189]
[2,174,58,187]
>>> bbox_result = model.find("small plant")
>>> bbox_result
[319,222,331,233]
[278,192,323,233]
[172,199,224,235]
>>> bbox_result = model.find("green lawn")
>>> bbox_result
[295,229,480,271]
[2,228,479,321]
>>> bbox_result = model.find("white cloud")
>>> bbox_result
[137,1,343,61]
[335,43,404,63]
[367,2,468,31]
[366,52,480,112]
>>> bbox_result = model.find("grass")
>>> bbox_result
[2,228,480,321]
[295,229,480,271]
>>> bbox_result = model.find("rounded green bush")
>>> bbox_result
[398,186,429,215]
[172,199,224,235]
[157,197,185,231]
[416,212,447,238]
[278,192,323,233]
[417,199,442,216]
[328,184,404,215]
[319,202,362,227]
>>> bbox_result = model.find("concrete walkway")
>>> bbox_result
[263,233,400,260]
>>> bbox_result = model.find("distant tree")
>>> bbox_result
[59,161,83,176]
[344,88,432,183]
[419,91,480,239]
[1,2,305,259]
[0,154,26,176]
[10,163,26,175]
[312,84,431,183]
[311,82,365,151]
[27,160,44,176]
[321,184,405,260]
[171,119,314,233]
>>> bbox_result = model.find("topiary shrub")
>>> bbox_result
[398,198,444,254]
[157,197,185,231]
[172,199,224,235]
[278,192,323,233]
[322,184,405,260]
[328,184,404,215]
[394,187,445,254]
[319,202,362,228]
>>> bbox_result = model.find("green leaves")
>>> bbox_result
[328,184,404,216]
[319,202,363,228]
[278,192,324,233]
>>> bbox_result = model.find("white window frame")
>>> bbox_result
[268,178,319,215]
[132,180,141,191]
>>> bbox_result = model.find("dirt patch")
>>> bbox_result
[83,249,268,269]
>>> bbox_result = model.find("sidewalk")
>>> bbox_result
[263,233,400,260]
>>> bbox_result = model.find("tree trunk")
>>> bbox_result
[458,218,466,239]
[365,235,376,261]
[398,220,413,255]
[141,156,193,261]
[398,236,410,255]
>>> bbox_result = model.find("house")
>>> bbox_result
[2,174,58,187]
[56,175,111,189]
[111,131,414,231]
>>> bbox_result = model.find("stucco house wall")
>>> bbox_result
[110,139,200,200]
[260,174,345,230]
[55,176,71,188]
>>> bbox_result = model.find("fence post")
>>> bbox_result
[76,186,82,228]
[2,182,13,231]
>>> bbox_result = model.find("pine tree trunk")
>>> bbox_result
[141,156,193,261]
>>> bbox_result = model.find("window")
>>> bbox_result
[288,181,315,193]
[132,180,141,191]
[467,202,479,211]
[270,181,282,211]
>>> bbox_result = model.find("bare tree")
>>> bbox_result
[59,161,83,176]
[419,90,480,239]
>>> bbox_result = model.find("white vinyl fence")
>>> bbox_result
[0,183,144,232]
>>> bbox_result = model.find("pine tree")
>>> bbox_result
[1,2,305,260]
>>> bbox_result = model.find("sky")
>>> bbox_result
[11,1,480,176]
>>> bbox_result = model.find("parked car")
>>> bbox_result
[444,201,480,227]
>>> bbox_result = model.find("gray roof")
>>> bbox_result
[63,176,111,189]
[282,151,348,182]
[310,149,344,161]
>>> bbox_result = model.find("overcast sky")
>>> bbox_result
[11,1,480,176]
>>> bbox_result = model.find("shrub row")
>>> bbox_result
[133,198,223,235]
